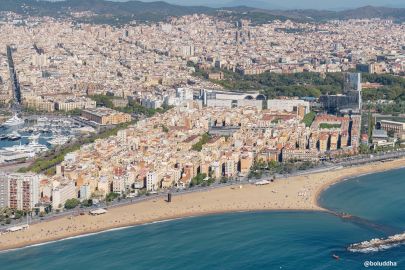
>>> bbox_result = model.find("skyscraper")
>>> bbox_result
[343,72,362,112]
[320,72,362,114]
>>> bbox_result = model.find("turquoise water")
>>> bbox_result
[319,168,405,230]
[1,168,405,269]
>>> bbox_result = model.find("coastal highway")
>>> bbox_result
[2,149,405,232]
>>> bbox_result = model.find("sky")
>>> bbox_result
[131,0,405,10]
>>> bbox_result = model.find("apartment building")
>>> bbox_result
[0,173,9,209]
[146,172,158,191]
[55,97,96,111]
[52,181,76,209]
[282,149,319,162]
[380,120,405,135]
[5,173,40,211]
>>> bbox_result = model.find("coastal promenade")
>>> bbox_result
[2,148,404,231]
[0,157,404,252]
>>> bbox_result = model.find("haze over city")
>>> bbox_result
[116,0,405,9]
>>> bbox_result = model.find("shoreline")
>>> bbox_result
[0,208,321,254]
[0,158,404,252]
[313,163,405,208]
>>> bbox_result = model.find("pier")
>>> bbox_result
[332,211,400,235]
[328,211,404,253]
[348,232,405,253]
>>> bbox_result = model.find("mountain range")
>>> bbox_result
[148,0,405,10]
[0,0,404,24]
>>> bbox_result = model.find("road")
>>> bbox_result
[1,148,405,232]
[6,45,21,109]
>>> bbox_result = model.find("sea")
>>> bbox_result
[0,168,404,269]
[0,126,50,149]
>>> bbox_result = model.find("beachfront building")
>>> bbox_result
[52,182,76,209]
[224,159,237,178]
[146,172,159,191]
[282,149,319,162]
[79,184,91,201]
[0,173,9,209]
[309,114,353,152]
[112,177,126,194]
[1,173,40,211]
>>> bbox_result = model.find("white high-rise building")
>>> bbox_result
[32,53,48,67]
[181,45,195,57]
[176,88,193,101]
[146,172,158,191]
[112,177,126,194]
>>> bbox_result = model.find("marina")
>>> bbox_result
[0,114,24,128]
[0,134,48,164]
[0,114,96,165]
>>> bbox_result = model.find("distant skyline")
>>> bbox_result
[110,0,405,10]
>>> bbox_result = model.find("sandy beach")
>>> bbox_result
[0,158,404,252]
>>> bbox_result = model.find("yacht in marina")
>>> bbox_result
[0,134,48,164]
[7,131,21,141]
[48,135,71,146]
[28,133,40,142]
[37,116,49,123]
[1,114,24,127]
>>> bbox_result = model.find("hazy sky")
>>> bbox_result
[132,0,405,10]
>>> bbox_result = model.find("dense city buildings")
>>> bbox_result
[0,105,362,211]
[0,14,404,110]
[2,3,405,268]
[0,11,403,213]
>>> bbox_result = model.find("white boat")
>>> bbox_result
[37,116,48,123]
[28,133,40,141]
[7,131,21,141]
[1,114,24,127]
[48,135,70,146]
[72,126,96,134]
[0,138,48,164]
[3,140,47,154]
